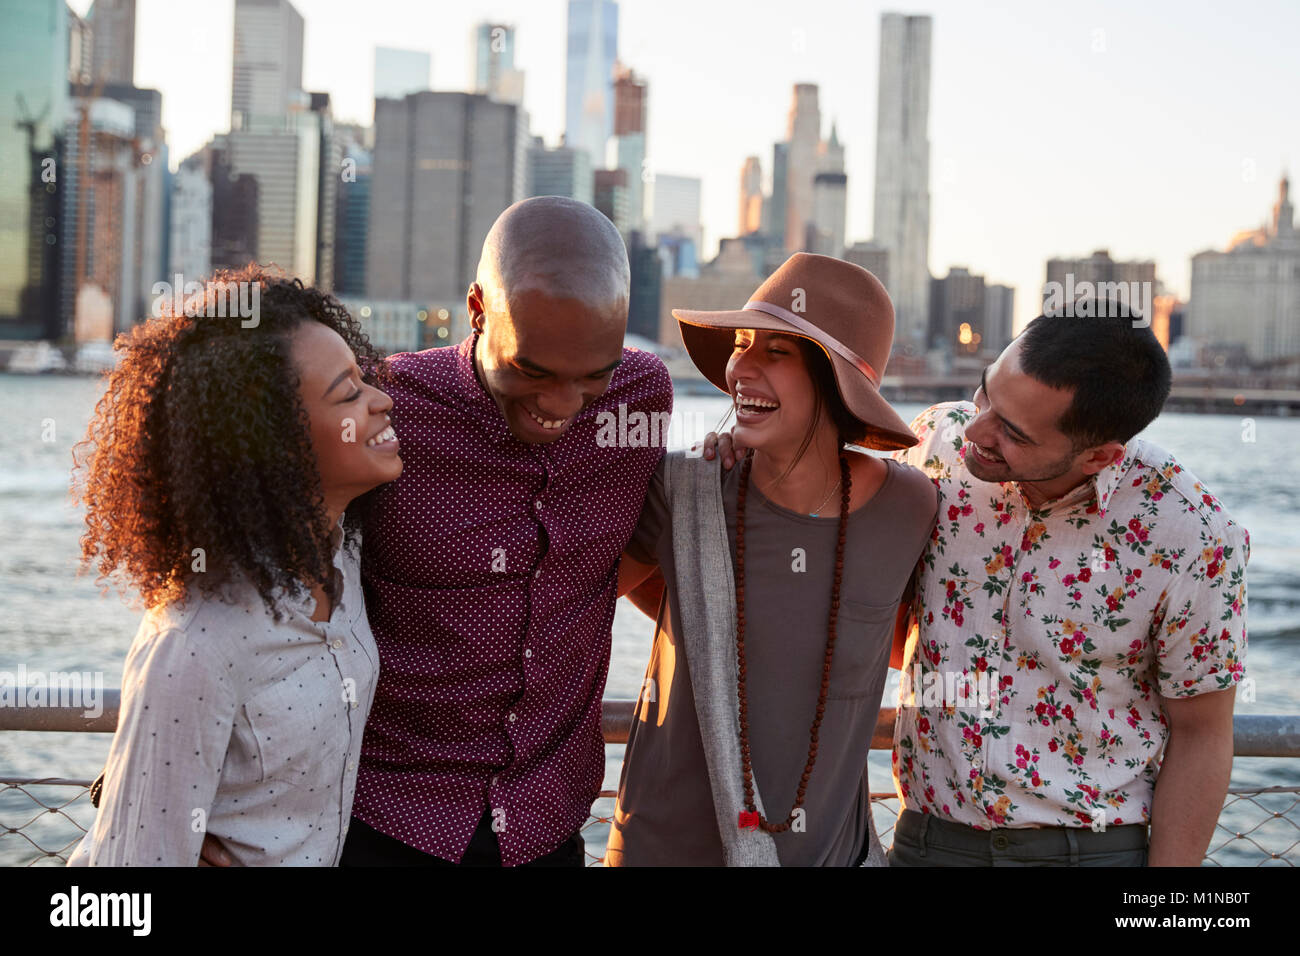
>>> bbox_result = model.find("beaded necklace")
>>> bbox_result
[734,448,852,832]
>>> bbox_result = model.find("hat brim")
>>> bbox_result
[673,307,918,451]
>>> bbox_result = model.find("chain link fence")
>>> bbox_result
[4,699,1297,866]
[6,779,1297,867]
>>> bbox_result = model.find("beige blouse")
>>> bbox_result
[68,520,378,866]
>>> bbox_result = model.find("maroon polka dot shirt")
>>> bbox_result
[354,333,672,865]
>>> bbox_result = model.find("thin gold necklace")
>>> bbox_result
[755,467,842,517]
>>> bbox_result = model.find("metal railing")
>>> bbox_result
[3,694,1298,866]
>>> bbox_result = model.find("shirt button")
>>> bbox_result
[491,776,499,786]
[507,712,517,723]
[350,701,358,709]
[992,834,1009,850]
[524,649,532,659]
[534,500,543,511]
[533,568,542,579]
[971,758,981,770]
[331,639,343,649]
[347,761,355,771]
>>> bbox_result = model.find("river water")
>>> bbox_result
[1,374,1296,866]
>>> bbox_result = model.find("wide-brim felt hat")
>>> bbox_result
[672,252,918,450]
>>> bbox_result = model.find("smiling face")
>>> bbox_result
[289,320,402,519]
[725,329,825,454]
[469,280,626,444]
[963,336,1114,499]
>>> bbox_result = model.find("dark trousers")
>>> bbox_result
[888,808,1148,867]
[339,811,586,867]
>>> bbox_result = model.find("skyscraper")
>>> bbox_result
[88,0,135,85]
[374,46,431,101]
[169,152,212,281]
[844,240,890,290]
[784,83,820,254]
[333,133,372,297]
[221,119,320,283]
[767,141,789,251]
[611,64,647,233]
[231,0,304,132]
[811,172,847,258]
[61,96,142,336]
[527,139,594,205]
[207,138,259,271]
[309,92,339,291]
[650,174,702,250]
[594,168,629,233]
[3,0,68,340]
[1189,175,1299,363]
[67,6,93,85]
[739,156,763,235]
[809,121,846,256]
[873,13,932,349]
[929,266,985,354]
[565,0,618,168]
[1043,249,1156,318]
[472,23,519,101]
[368,91,520,305]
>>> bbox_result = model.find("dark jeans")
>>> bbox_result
[339,811,586,867]
[888,809,1148,867]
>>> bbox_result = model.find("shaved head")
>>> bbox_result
[467,197,631,444]
[476,196,630,317]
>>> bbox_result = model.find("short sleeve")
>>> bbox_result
[891,403,972,475]
[73,626,239,866]
[1154,519,1249,699]
[624,456,669,566]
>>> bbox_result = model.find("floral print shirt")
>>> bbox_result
[891,402,1249,829]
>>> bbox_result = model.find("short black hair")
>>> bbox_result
[1017,299,1171,449]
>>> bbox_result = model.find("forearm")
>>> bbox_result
[1148,723,1233,866]
[625,567,665,619]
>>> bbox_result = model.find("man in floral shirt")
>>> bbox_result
[888,305,1248,866]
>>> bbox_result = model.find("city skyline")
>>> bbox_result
[62,0,1300,334]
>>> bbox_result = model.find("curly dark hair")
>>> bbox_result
[72,265,389,620]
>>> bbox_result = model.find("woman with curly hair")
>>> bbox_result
[67,267,402,866]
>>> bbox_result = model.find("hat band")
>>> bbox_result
[743,299,881,387]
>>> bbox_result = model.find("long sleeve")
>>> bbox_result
[69,625,239,866]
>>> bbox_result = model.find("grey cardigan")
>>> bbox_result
[661,450,888,867]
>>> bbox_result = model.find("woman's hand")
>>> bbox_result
[694,430,747,469]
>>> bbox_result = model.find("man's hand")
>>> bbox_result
[695,429,747,470]
[198,833,232,867]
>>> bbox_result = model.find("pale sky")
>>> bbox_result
[70,0,1300,332]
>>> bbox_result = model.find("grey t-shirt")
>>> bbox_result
[606,454,939,866]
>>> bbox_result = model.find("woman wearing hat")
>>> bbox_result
[606,253,939,866]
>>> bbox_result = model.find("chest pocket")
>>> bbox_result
[242,651,350,789]
[827,600,898,700]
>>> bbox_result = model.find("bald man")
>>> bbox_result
[339,197,673,867]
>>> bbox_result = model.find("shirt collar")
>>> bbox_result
[271,514,348,622]
[1091,442,1132,518]
[454,331,517,447]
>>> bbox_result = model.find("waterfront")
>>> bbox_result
[1,372,1298,866]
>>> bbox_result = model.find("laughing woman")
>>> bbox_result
[608,254,939,866]
[68,269,402,866]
